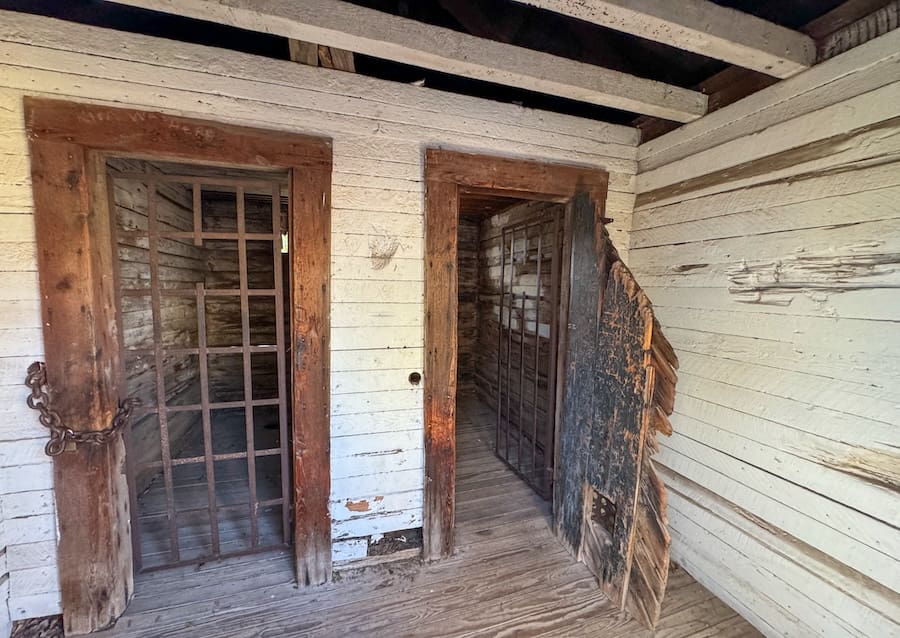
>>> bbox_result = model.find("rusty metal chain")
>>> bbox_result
[25,361,140,456]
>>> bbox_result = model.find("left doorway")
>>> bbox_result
[26,98,332,633]
[107,158,292,571]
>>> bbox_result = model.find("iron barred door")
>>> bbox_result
[494,206,564,500]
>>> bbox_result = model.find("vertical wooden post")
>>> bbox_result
[423,178,459,560]
[290,166,333,584]
[29,142,132,634]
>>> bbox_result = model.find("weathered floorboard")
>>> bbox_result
[95,397,758,638]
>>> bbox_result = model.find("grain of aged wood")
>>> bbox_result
[28,138,131,634]
[92,398,758,638]
[290,166,333,584]
[424,149,608,560]
[25,97,332,631]
[424,178,459,560]
[556,192,678,628]
[634,0,900,141]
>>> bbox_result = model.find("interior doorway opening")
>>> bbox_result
[108,157,293,572]
[456,193,566,509]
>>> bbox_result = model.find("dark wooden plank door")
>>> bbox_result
[554,192,679,628]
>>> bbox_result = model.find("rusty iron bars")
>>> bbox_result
[495,207,563,499]
[24,361,140,456]
[111,167,292,571]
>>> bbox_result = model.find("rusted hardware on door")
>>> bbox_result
[25,361,140,456]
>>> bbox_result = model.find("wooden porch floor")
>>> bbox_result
[97,396,760,637]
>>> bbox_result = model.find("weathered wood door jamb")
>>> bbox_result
[423,149,609,560]
[25,98,333,634]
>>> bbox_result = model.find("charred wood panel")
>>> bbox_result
[556,192,678,628]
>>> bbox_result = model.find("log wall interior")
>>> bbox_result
[111,161,204,493]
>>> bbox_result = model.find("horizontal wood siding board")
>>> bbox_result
[631,44,900,637]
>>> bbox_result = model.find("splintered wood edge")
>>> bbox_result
[603,231,674,630]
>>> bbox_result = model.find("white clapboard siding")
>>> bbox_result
[331,410,421,438]
[0,9,638,618]
[331,327,424,352]
[332,510,423,541]
[331,430,423,459]
[673,351,897,424]
[1,584,9,638]
[638,121,900,211]
[634,29,900,638]
[671,406,897,524]
[331,469,423,501]
[644,286,900,322]
[332,370,421,395]
[661,467,900,636]
[330,348,423,373]
[7,592,61,623]
[332,538,368,562]
[331,449,424,481]
[5,542,56,573]
[633,160,900,231]
[331,303,423,328]
[661,325,899,394]
[330,491,423,523]
[632,184,900,248]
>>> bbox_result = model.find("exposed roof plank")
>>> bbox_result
[102,0,707,122]
[290,40,357,73]
[510,0,817,78]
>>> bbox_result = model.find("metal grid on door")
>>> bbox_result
[495,207,563,500]
[110,163,291,571]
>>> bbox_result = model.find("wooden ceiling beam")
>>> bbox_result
[102,0,707,122]
[510,0,817,78]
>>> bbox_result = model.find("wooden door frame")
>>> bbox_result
[25,98,332,634]
[423,149,609,560]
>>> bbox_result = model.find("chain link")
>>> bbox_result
[25,361,140,456]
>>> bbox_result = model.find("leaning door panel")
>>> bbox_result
[554,192,678,628]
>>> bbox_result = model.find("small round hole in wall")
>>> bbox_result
[408,371,422,386]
